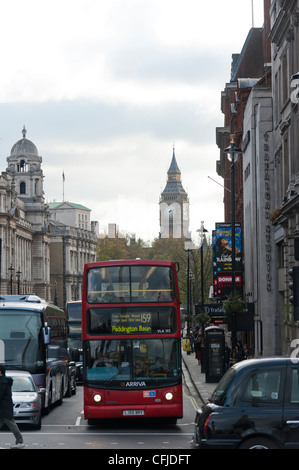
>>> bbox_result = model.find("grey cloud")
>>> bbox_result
[0,99,215,153]
[106,43,228,85]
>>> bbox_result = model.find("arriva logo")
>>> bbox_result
[121,381,146,387]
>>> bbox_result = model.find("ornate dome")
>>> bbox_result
[10,126,39,159]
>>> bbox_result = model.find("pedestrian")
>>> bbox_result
[224,342,231,370]
[0,364,24,449]
[194,335,202,365]
[243,344,249,359]
[190,331,195,353]
[236,341,246,362]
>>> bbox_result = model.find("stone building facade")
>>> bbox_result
[0,128,97,308]
[242,78,280,356]
[269,0,299,355]
[2,126,51,299]
[49,202,97,307]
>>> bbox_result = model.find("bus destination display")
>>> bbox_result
[111,312,152,334]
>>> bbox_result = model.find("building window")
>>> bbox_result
[277,243,284,269]
[282,52,288,105]
[283,135,289,196]
[20,182,26,194]
[17,159,27,172]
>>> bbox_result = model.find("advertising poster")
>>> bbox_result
[213,223,243,299]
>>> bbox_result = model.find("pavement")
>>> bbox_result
[182,349,218,404]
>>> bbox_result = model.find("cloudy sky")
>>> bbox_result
[0,0,264,244]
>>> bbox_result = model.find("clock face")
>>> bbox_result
[183,204,189,219]
[164,205,175,218]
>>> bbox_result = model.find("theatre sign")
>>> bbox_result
[212,222,243,300]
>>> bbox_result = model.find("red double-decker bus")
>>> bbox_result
[82,259,183,423]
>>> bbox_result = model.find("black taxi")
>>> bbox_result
[193,357,299,449]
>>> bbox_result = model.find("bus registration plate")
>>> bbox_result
[123,410,144,416]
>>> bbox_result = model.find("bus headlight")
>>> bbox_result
[165,392,173,401]
[93,394,102,403]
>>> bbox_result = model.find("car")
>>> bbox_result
[8,370,43,430]
[193,357,299,449]
[65,359,77,397]
[68,346,83,383]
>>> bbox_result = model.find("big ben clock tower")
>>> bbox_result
[159,147,190,239]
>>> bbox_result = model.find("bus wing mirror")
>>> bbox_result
[42,326,51,345]
[174,262,179,273]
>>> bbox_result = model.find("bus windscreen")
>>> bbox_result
[84,338,181,385]
[0,310,44,373]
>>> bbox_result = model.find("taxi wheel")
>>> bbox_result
[239,437,279,449]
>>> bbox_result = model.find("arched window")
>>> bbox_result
[20,182,26,194]
[17,159,27,172]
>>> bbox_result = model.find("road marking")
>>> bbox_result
[183,389,199,411]
[75,416,82,426]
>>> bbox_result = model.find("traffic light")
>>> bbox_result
[289,266,299,321]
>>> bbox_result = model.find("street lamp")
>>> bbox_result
[224,135,242,350]
[54,281,58,306]
[224,135,242,298]
[184,240,196,335]
[8,264,14,295]
[185,247,191,333]
[197,222,208,309]
[16,268,22,295]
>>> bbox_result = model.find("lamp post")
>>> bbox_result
[8,264,14,295]
[197,221,208,309]
[224,135,242,350]
[185,240,196,335]
[224,135,242,298]
[186,247,191,334]
[195,223,208,374]
[16,268,22,295]
[54,281,58,306]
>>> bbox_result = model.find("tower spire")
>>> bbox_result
[159,146,190,239]
[168,145,181,176]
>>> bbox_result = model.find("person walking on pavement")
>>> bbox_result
[224,342,231,371]
[0,364,24,449]
[235,341,246,362]
[194,335,202,365]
